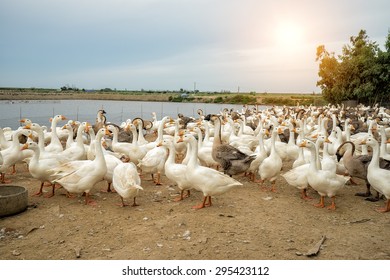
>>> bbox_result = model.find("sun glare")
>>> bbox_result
[275,22,304,50]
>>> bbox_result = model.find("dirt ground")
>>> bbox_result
[1,157,389,261]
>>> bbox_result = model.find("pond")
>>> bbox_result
[0,99,265,129]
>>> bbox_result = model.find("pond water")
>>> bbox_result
[0,99,265,130]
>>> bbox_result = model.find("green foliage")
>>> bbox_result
[213,96,224,103]
[316,30,390,106]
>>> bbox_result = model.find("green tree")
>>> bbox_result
[316,29,389,106]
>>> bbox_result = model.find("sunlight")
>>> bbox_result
[275,21,304,50]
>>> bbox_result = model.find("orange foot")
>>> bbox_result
[314,203,325,208]
[192,204,206,210]
[327,204,336,210]
[32,191,43,197]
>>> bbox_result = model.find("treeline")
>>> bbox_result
[316,29,390,106]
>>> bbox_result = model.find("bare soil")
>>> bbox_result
[1,159,389,260]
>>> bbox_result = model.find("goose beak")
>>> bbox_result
[61,115,67,121]
[24,124,31,129]
[298,141,307,148]
[156,141,163,147]
[177,137,184,143]
[20,143,28,151]
[360,139,367,145]
[105,129,111,136]
[325,138,332,143]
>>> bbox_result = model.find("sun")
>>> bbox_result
[275,22,304,50]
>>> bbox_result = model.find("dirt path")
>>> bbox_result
[1,160,389,260]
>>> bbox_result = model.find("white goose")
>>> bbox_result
[0,129,33,183]
[158,139,192,201]
[137,137,168,185]
[247,128,268,182]
[112,160,143,207]
[45,115,67,153]
[257,126,283,192]
[58,122,88,161]
[106,124,134,157]
[21,142,62,197]
[192,126,217,168]
[177,133,242,209]
[124,123,149,165]
[299,140,349,210]
[50,128,109,205]
[362,137,390,212]
[0,127,12,150]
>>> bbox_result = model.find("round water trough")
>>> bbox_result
[0,185,28,217]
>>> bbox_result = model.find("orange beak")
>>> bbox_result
[20,143,29,151]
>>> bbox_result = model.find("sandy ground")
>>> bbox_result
[1,157,389,261]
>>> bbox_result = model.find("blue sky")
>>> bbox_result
[0,0,389,93]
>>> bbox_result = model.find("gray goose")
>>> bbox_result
[209,115,256,177]
[336,141,390,201]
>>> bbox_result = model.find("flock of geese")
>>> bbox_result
[0,103,390,212]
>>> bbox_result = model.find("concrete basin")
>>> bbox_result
[0,185,28,217]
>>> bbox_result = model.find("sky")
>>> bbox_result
[0,0,389,93]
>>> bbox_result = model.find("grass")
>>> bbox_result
[0,87,326,106]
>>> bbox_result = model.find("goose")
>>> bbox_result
[112,160,143,207]
[157,139,192,201]
[211,115,256,176]
[57,122,88,161]
[378,126,390,160]
[285,122,299,161]
[0,129,33,183]
[292,143,307,168]
[257,126,283,192]
[247,128,268,182]
[299,140,350,210]
[123,123,149,165]
[50,128,109,205]
[93,109,106,133]
[133,118,149,146]
[21,142,62,197]
[101,145,123,193]
[177,133,242,209]
[0,127,12,150]
[62,122,76,149]
[45,115,67,153]
[150,112,161,135]
[172,119,187,161]
[201,120,214,147]
[282,158,313,200]
[106,124,134,158]
[192,126,217,168]
[336,141,390,201]
[361,137,390,212]
[326,126,343,156]
[137,136,168,185]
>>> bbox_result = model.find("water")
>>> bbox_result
[0,99,263,130]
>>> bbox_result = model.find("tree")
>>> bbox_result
[316,29,389,106]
